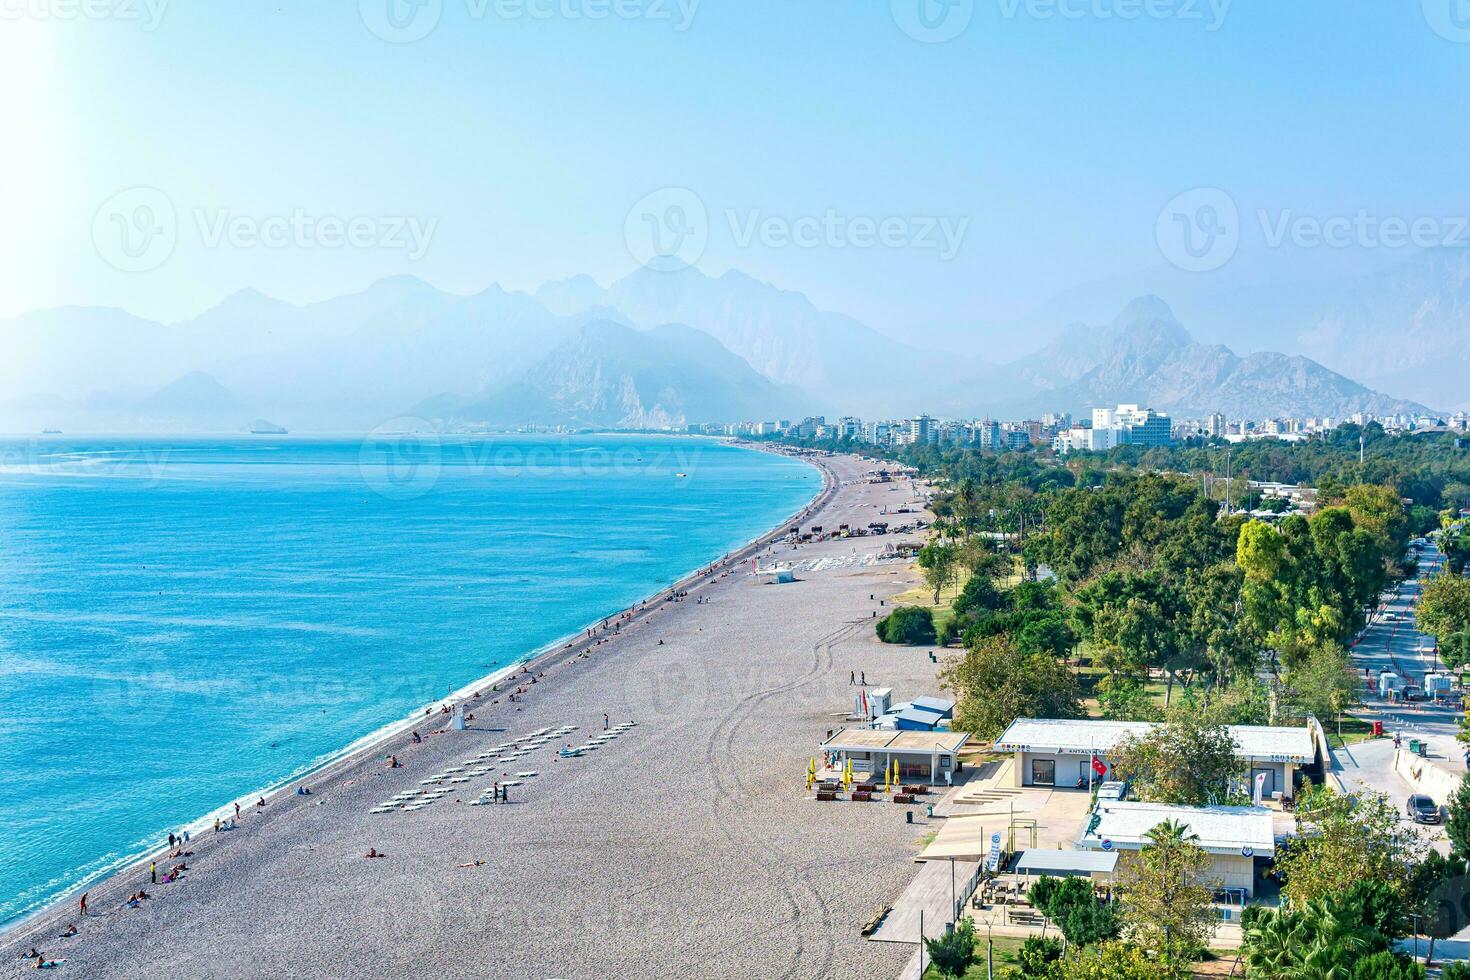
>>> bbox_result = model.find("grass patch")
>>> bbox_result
[1325,714,1379,748]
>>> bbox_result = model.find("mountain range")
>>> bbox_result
[0,265,1447,433]
[997,247,1470,412]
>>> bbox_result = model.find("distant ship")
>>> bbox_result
[247,420,288,435]
[41,428,62,435]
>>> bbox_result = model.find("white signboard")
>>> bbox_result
[985,832,1003,871]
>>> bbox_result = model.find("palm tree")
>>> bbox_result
[1242,897,1379,979]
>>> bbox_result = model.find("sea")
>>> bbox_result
[0,434,819,927]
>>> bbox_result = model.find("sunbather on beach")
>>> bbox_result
[58,925,76,939]
[364,848,384,859]
[457,860,485,868]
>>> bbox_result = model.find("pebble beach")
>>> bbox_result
[2,450,943,979]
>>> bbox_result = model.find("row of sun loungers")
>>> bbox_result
[372,723,632,814]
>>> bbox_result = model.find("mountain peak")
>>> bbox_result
[1112,295,1191,349]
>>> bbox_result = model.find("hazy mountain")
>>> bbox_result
[1005,297,1432,419]
[535,266,1008,416]
[1011,248,1470,410]
[1,267,1440,433]
[132,371,246,429]
[1298,248,1470,411]
[416,320,807,428]
[208,284,589,428]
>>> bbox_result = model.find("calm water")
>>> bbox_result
[0,435,818,926]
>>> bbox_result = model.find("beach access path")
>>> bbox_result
[3,450,949,980]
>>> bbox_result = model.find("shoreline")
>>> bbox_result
[0,440,834,946]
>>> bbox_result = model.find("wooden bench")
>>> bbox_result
[816,790,839,801]
[902,784,930,795]
[892,793,916,804]
[852,791,873,802]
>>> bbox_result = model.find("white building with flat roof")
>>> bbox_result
[994,718,1316,799]
[1077,801,1275,897]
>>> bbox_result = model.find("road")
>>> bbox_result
[1335,538,1459,845]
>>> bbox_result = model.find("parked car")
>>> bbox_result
[1407,794,1441,824]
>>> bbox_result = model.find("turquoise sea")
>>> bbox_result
[0,435,819,926]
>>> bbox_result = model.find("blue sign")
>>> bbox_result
[1241,846,1254,858]
[1101,839,1114,852]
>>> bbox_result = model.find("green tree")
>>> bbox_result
[1118,819,1218,961]
[1242,893,1388,978]
[919,541,962,603]
[1027,875,1120,947]
[878,606,937,645]
[1275,786,1424,906]
[1096,677,1164,723]
[1447,771,1470,861]
[1418,572,1470,642]
[923,915,976,979]
[1109,713,1243,805]
[1345,483,1411,566]
[941,636,1083,739]
[1405,849,1469,965]
[1282,642,1363,722]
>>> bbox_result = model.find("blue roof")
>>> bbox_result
[911,696,955,716]
[895,705,945,729]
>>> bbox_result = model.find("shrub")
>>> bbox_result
[878,606,936,645]
[923,916,976,979]
[1015,936,1062,977]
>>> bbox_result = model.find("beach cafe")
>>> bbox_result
[993,718,1317,800]
[819,728,969,784]
[1076,800,1275,899]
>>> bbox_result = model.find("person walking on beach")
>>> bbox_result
[234,802,241,818]
[603,713,609,730]
[849,671,855,685]
[79,893,87,916]
[150,861,157,884]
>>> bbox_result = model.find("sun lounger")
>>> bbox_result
[449,776,471,783]
[515,771,538,777]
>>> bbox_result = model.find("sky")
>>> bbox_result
[4,0,1470,342]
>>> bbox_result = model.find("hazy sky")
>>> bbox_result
[5,1,1469,337]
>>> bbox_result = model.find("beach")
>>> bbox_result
[2,450,942,979]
